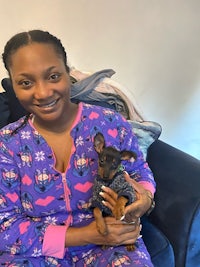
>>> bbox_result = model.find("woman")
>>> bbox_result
[0,30,155,266]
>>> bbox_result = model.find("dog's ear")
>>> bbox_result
[94,133,105,153]
[120,151,137,162]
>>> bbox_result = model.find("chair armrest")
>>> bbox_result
[1,78,27,124]
[0,92,10,128]
[146,140,200,267]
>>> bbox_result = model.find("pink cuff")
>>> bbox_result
[138,181,155,196]
[42,225,67,259]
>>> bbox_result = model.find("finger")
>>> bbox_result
[101,186,118,200]
[100,195,116,212]
[100,186,118,209]
[124,201,141,219]
[123,171,145,194]
[125,201,138,212]
[102,199,114,211]
[122,211,139,224]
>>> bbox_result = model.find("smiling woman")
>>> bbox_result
[9,43,76,130]
[0,30,155,266]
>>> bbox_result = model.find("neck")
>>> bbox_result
[32,102,78,134]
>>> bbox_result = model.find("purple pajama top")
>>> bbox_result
[0,102,155,266]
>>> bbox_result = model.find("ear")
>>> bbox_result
[120,151,137,162]
[94,133,105,153]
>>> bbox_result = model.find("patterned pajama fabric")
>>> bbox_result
[0,102,155,266]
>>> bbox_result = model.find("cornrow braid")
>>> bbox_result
[2,30,70,74]
[11,114,31,136]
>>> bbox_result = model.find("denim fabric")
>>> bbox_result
[185,203,200,267]
[141,216,175,267]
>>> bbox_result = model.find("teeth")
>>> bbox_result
[39,100,57,108]
[45,100,57,107]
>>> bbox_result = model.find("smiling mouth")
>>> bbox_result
[36,99,58,108]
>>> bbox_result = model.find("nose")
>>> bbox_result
[103,168,111,179]
[33,81,52,100]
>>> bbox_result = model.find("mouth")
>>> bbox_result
[35,99,59,109]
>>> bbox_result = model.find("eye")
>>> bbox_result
[99,158,105,166]
[49,73,61,82]
[18,80,32,89]
[112,159,120,169]
[112,162,117,167]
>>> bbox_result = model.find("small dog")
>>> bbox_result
[91,132,137,251]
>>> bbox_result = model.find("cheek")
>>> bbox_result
[14,92,33,113]
[61,82,71,98]
[13,86,30,101]
[15,92,32,106]
[62,75,71,93]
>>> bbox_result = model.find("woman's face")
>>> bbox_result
[9,43,72,124]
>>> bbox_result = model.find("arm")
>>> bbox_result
[101,116,156,219]
[120,118,156,216]
[118,117,156,195]
[0,144,47,257]
[42,217,141,258]
[65,217,141,247]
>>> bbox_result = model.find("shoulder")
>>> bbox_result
[0,116,31,141]
[81,102,129,125]
[80,102,133,143]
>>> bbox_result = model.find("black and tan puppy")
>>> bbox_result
[91,132,137,251]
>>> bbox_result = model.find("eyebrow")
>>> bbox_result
[16,66,58,79]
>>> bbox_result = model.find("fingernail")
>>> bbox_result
[99,192,104,196]
[102,200,106,205]
[140,224,142,231]
[120,215,125,221]
[138,235,142,239]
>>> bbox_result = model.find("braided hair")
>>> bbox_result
[2,29,70,73]
[2,30,70,135]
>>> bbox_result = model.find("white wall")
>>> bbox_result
[0,0,200,159]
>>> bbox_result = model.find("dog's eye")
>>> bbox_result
[113,163,118,168]
[111,159,120,169]
[99,158,105,166]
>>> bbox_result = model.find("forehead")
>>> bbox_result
[9,43,64,75]
[11,43,59,61]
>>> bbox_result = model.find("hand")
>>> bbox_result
[100,173,153,223]
[86,217,142,247]
[123,172,153,222]
[102,217,142,246]
[65,217,142,247]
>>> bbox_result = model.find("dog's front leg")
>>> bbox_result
[93,207,108,236]
[113,196,128,220]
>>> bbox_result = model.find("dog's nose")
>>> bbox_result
[103,172,109,179]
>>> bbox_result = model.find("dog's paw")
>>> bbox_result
[126,244,135,251]
[113,206,125,220]
[96,222,108,236]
